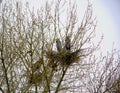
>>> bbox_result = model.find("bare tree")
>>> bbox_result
[2,0,120,93]
[85,49,120,93]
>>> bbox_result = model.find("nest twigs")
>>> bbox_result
[46,49,81,69]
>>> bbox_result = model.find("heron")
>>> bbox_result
[0,0,2,4]
[65,36,71,51]
[56,38,62,52]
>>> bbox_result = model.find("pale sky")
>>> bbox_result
[0,0,119,52]
[92,0,120,52]
[23,0,120,52]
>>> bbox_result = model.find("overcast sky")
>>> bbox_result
[0,0,120,51]
[99,0,120,33]
[91,0,120,51]
[21,0,120,51]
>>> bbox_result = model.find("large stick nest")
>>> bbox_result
[46,49,81,67]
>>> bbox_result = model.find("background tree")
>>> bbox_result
[86,49,120,93]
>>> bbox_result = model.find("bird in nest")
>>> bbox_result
[65,36,71,51]
[56,38,62,52]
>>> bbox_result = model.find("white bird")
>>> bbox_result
[65,36,71,51]
[56,38,62,52]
